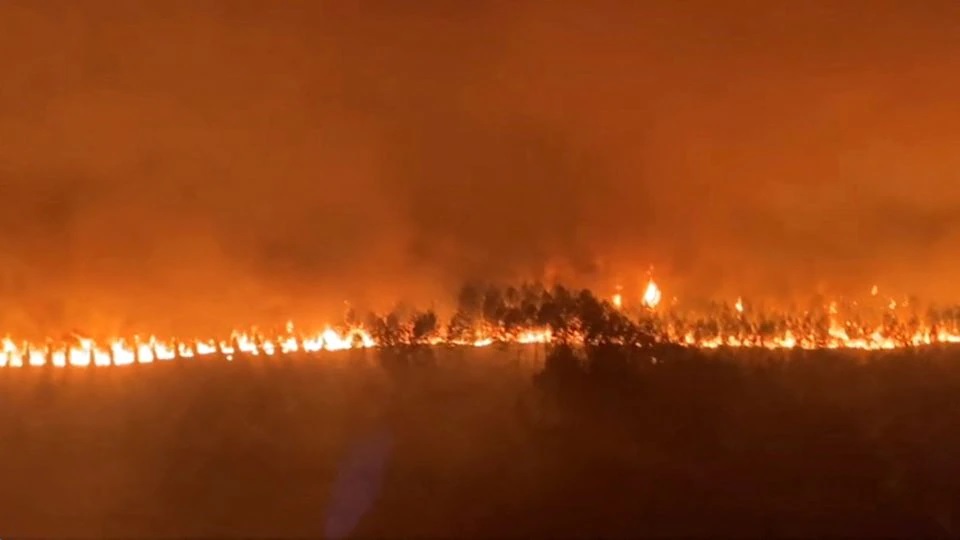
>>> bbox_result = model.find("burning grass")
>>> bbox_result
[3,280,960,369]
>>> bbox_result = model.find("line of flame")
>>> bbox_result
[1,280,958,368]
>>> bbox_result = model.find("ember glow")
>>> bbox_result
[1,279,960,368]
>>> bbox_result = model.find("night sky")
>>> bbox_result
[3,1,960,336]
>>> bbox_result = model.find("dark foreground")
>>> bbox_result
[2,345,960,538]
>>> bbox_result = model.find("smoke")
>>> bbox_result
[2,1,960,334]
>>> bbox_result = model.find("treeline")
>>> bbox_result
[361,282,658,347]
[360,282,960,348]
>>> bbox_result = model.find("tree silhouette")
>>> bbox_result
[482,286,506,325]
[367,311,409,349]
[456,282,484,317]
[447,309,475,343]
[411,310,438,345]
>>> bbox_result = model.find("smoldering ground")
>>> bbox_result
[3,1,960,335]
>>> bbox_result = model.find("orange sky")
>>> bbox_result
[2,1,960,334]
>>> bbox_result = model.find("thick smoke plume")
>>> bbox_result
[2,1,960,335]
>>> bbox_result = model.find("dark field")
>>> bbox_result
[2,345,960,538]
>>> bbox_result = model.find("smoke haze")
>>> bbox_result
[3,0,960,334]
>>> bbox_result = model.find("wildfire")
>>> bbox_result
[642,279,662,309]
[1,281,960,369]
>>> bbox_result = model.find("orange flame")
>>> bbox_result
[642,279,662,309]
[0,280,958,368]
